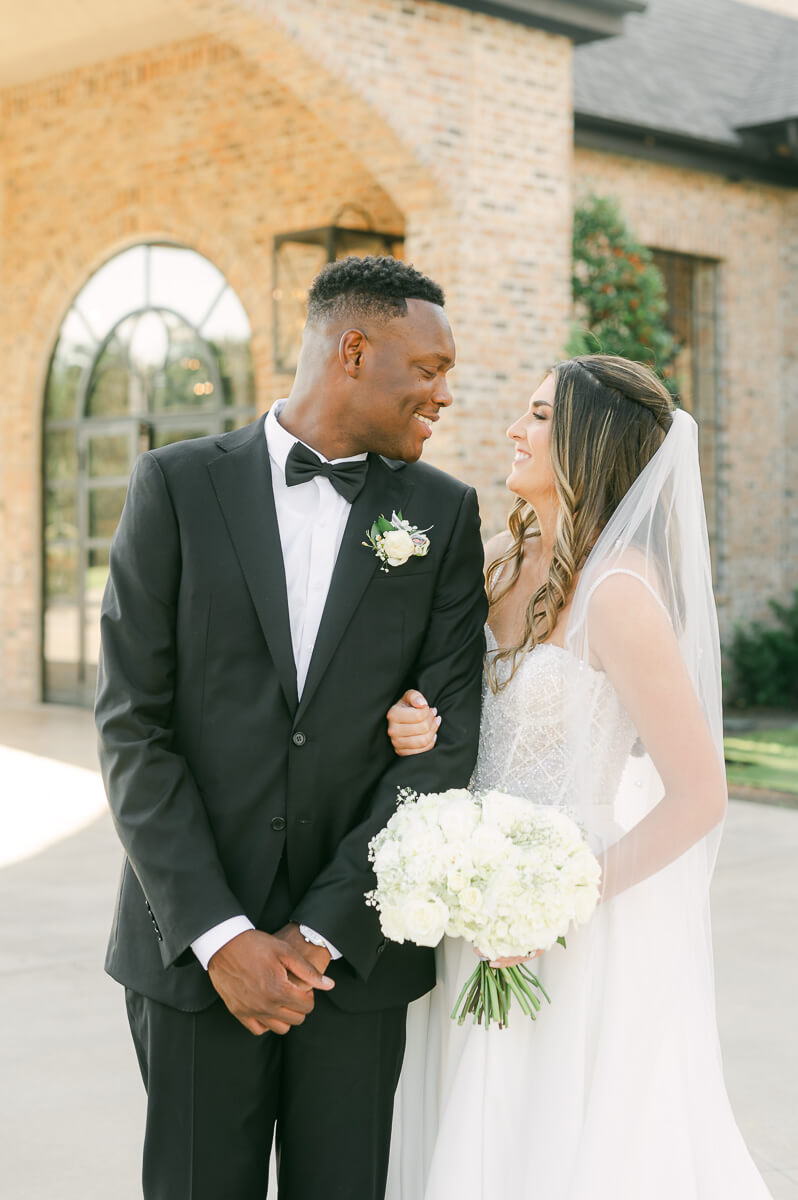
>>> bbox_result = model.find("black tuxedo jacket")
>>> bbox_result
[96,415,488,1013]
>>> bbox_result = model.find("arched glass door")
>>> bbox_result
[42,243,256,705]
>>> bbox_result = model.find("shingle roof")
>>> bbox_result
[736,30,798,129]
[574,0,798,147]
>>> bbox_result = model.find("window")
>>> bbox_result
[651,250,721,576]
[42,243,256,705]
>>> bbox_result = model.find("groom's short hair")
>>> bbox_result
[307,255,445,325]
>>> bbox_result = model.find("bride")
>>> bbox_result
[383,355,770,1198]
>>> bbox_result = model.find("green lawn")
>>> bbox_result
[724,728,798,795]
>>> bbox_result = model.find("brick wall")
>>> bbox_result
[574,147,798,638]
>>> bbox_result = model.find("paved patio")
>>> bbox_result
[0,705,796,1198]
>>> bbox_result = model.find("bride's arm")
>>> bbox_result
[588,573,727,901]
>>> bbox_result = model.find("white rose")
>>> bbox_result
[480,790,531,831]
[438,795,480,842]
[470,823,509,866]
[381,529,415,566]
[378,904,407,943]
[458,886,484,914]
[446,867,469,893]
[373,839,401,874]
[404,896,449,946]
[438,788,473,804]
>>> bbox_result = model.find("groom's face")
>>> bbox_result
[348,299,456,462]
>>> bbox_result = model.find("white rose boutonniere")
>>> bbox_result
[364,511,432,572]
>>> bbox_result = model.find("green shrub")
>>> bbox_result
[726,589,798,709]
[568,194,680,396]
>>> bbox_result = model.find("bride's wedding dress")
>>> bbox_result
[386,624,770,1198]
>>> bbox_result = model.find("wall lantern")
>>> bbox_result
[272,205,403,373]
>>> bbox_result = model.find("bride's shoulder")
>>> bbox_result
[483,530,512,572]
[585,558,672,662]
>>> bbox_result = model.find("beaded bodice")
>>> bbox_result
[472,628,638,809]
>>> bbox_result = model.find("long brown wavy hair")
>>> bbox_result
[485,355,674,692]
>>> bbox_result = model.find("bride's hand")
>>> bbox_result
[386,690,441,756]
[475,948,544,969]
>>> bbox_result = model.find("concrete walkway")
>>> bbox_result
[1,705,796,1198]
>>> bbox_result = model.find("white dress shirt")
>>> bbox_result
[191,402,367,970]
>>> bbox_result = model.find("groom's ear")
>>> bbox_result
[339,328,367,378]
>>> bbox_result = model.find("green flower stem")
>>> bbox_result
[504,967,535,1017]
[485,964,503,1026]
[451,960,555,1029]
[518,964,552,1006]
[452,970,476,1021]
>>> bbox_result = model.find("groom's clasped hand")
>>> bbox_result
[207,924,335,1037]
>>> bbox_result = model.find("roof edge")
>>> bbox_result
[574,113,798,188]
[435,0,647,44]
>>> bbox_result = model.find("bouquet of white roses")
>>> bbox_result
[366,787,601,1028]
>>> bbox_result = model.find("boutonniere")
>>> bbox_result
[363,511,432,573]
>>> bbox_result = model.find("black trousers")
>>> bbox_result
[125,863,407,1200]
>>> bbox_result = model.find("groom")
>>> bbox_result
[95,255,488,1199]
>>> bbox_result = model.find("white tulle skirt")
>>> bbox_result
[386,880,771,1200]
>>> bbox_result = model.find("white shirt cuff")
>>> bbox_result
[299,925,342,960]
[191,915,255,970]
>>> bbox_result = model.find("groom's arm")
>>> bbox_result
[291,485,488,981]
[95,452,246,969]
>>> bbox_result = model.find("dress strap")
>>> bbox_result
[584,568,671,621]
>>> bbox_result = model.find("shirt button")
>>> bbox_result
[292,731,307,747]
[271,816,287,832]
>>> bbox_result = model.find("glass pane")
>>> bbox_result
[44,486,78,542]
[150,315,218,412]
[87,432,131,478]
[86,327,132,417]
[84,602,102,671]
[75,245,147,341]
[88,486,127,540]
[694,261,717,316]
[150,245,227,327]
[202,290,254,406]
[129,310,170,372]
[214,344,255,409]
[150,426,215,449]
[84,547,110,670]
[45,310,95,420]
[44,603,80,696]
[45,544,79,601]
[274,240,327,370]
[86,366,131,418]
[201,287,251,342]
[44,430,77,482]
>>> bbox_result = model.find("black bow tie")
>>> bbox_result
[284,441,369,503]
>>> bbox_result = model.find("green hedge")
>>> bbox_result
[725,590,798,710]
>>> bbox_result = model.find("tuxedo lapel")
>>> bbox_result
[207,421,299,714]
[295,455,414,722]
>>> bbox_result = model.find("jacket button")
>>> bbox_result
[271,816,287,832]
[292,731,307,747]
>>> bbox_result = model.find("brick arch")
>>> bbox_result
[180,0,449,222]
[17,211,267,441]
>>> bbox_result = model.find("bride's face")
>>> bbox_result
[505,374,557,504]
